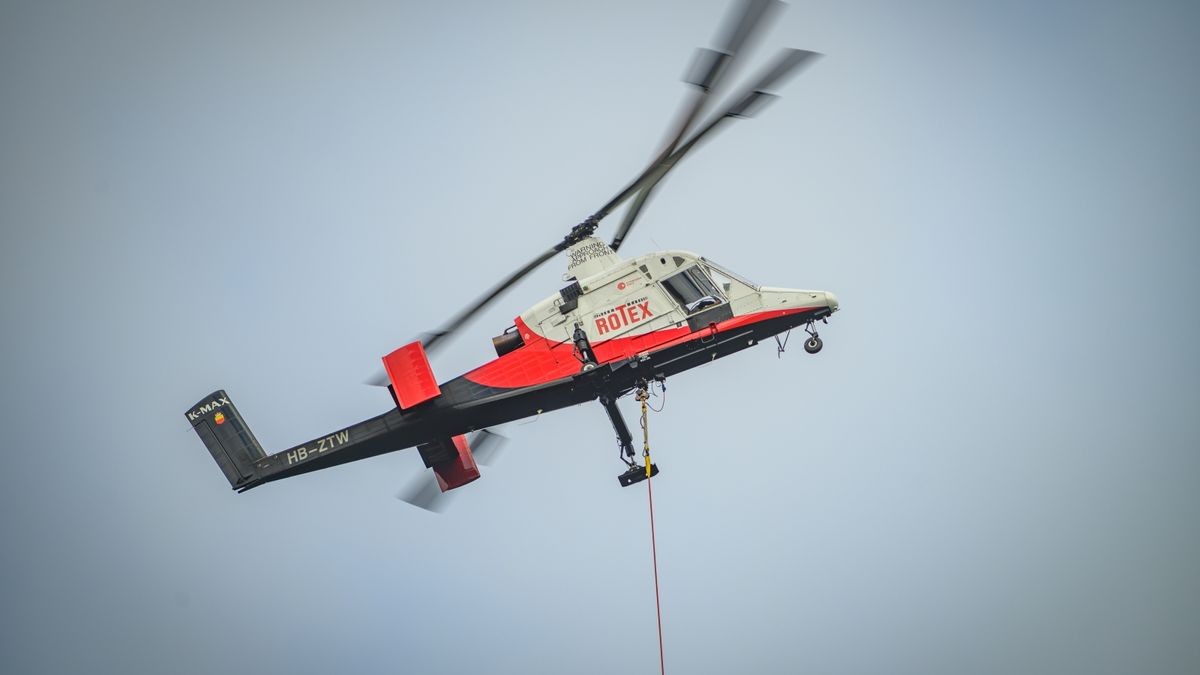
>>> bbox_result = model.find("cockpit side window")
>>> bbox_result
[662,266,723,314]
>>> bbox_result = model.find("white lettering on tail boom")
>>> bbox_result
[285,429,351,465]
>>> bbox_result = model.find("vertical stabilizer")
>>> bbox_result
[185,390,265,489]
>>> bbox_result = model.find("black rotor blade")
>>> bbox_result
[602,0,783,249]
[718,0,781,64]
[371,6,807,381]
[423,245,559,354]
[406,210,608,360]
[398,473,449,513]
[611,176,663,253]
[609,48,820,249]
[469,429,507,466]
[684,48,819,143]
[365,245,558,385]
[665,0,781,155]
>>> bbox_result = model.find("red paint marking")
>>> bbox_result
[383,341,442,409]
[464,307,814,389]
[433,434,480,492]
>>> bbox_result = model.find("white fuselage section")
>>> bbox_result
[517,237,838,345]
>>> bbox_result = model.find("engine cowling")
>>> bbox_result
[491,327,525,357]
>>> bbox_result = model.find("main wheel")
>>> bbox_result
[804,336,823,354]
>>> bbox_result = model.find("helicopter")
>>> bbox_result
[185,0,839,508]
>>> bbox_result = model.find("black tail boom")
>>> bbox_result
[186,390,420,492]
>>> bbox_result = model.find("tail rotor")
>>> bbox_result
[398,429,507,512]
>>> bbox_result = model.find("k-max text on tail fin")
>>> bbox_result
[186,390,265,490]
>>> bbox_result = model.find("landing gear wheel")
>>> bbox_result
[804,336,823,354]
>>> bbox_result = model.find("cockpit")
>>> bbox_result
[659,257,760,314]
[661,266,722,314]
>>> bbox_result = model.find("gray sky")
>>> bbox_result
[2,1,1198,673]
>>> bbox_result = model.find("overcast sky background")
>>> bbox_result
[2,1,1198,673]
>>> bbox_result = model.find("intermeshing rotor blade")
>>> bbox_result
[365,246,557,385]
[398,473,447,512]
[469,428,506,466]
[422,245,559,354]
[666,0,781,155]
[681,48,820,148]
[605,0,783,252]
[611,177,663,253]
[371,9,816,384]
[610,48,820,250]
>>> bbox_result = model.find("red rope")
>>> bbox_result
[648,475,665,675]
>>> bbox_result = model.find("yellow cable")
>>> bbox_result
[640,387,652,477]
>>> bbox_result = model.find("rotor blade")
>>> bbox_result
[680,48,819,147]
[423,245,559,354]
[366,244,559,386]
[610,176,662,252]
[729,47,819,110]
[364,245,556,385]
[398,212,613,364]
[373,11,807,378]
[469,429,507,466]
[397,473,451,513]
[609,48,820,250]
[717,0,781,66]
[664,0,781,156]
[598,1,783,236]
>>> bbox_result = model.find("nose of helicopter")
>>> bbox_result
[824,291,839,312]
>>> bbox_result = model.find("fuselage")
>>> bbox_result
[238,239,838,489]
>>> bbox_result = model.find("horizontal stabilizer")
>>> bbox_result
[400,430,507,512]
[382,341,442,409]
[418,435,481,492]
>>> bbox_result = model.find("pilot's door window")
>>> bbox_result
[662,267,723,314]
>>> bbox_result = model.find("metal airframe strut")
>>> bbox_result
[600,395,637,467]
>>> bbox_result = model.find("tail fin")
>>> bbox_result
[185,390,265,490]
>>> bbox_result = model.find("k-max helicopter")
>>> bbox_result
[186,0,839,506]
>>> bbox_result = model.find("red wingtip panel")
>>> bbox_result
[382,341,442,409]
[434,435,480,492]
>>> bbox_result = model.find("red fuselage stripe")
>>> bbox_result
[462,307,812,389]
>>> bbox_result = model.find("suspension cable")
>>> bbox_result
[647,472,665,675]
[638,386,666,675]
